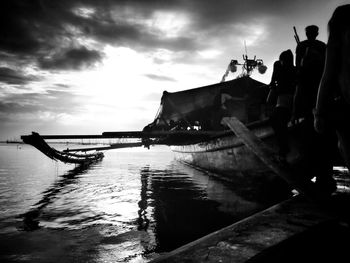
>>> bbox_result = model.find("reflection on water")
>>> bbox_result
[0,144,288,262]
[19,163,99,231]
[136,164,286,254]
[139,165,234,252]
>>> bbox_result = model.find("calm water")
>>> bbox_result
[0,143,286,263]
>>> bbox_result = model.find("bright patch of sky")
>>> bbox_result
[198,49,222,59]
[145,11,190,38]
[73,7,96,18]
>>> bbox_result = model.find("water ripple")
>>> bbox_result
[1,144,288,262]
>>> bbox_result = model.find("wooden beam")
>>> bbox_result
[102,130,224,138]
[21,130,224,140]
[222,117,323,201]
[21,134,105,140]
[63,142,144,152]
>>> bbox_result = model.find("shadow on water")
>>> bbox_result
[18,161,101,231]
[137,165,241,254]
[135,160,294,256]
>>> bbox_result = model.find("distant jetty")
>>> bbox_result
[2,139,111,145]
[3,140,24,144]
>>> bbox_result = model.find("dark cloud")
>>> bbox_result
[0,0,197,73]
[144,74,176,82]
[0,89,89,140]
[0,0,331,70]
[0,100,38,114]
[0,1,103,71]
[54,83,71,89]
[0,90,85,115]
[38,47,103,70]
[76,5,198,52]
[0,67,38,85]
[0,1,41,54]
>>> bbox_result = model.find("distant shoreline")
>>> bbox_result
[1,141,24,144]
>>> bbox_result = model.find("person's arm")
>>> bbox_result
[295,45,301,69]
[266,61,280,105]
[295,42,305,70]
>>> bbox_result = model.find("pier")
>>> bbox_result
[151,188,350,262]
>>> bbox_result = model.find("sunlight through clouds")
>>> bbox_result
[47,46,171,131]
[146,11,190,38]
[198,49,222,59]
[75,46,156,102]
[72,6,96,18]
[233,22,267,48]
[44,43,225,132]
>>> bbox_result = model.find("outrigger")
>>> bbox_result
[20,129,224,164]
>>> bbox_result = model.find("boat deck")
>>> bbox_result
[150,173,350,263]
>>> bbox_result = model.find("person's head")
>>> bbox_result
[279,49,294,67]
[328,4,350,38]
[305,25,319,40]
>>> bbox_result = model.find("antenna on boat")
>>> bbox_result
[244,40,248,57]
[221,42,267,82]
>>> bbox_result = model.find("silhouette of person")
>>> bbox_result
[315,4,350,172]
[268,50,297,161]
[290,24,337,194]
[294,25,326,120]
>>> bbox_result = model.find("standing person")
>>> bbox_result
[293,24,336,194]
[294,25,326,120]
[314,4,350,172]
[267,49,297,162]
[295,25,326,71]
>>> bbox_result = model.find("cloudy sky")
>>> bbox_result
[0,0,347,140]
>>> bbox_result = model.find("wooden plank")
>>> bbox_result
[21,134,106,140]
[222,117,321,200]
[21,130,224,140]
[63,142,144,152]
[102,130,224,138]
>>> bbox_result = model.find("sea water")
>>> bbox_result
[0,143,286,263]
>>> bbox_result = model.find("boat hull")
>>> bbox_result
[171,122,304,189]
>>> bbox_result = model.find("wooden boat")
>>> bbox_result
[20,55,341,196]
[139,56,342,195]
[21,56,273,168]
[140,57,298,185]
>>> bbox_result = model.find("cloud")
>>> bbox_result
[0,67,38,85]
[38,47,103,70]
[0,90,85,116]
[0,0,333,67]
[144,74,176,82]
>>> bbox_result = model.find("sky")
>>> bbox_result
[0,0,348,141]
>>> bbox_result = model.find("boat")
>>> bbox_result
[139,56,307,189]
[21,54,340,196]
[144,73,273,175]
